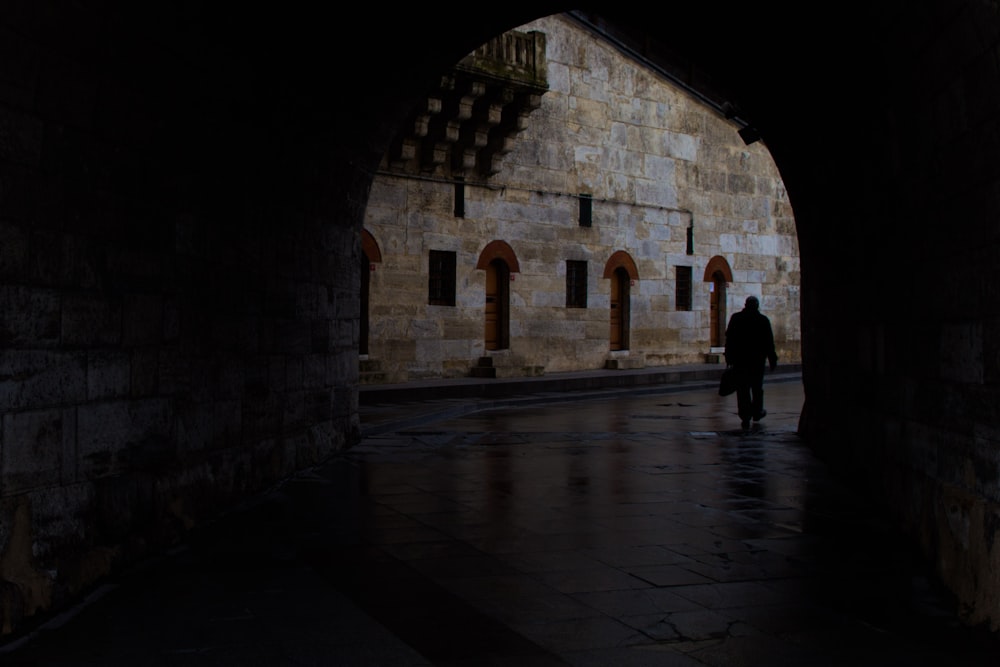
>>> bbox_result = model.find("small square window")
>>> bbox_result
[578,194,592,227]
[675,265,692,311]
[429,250,457,306]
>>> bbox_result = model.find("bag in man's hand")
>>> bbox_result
[718,367,738,396]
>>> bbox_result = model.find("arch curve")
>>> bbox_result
[703,255,732,283]
[362,229,383,263]
[602,250,639,280]
[476,240,520,272]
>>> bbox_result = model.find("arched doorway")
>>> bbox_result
[710,273,727,347]
[704,256,734,349]
[603,251,639,352]
[485,258,510,350]
[360,229,382,356]
[609,267,630,350]
[476,240,520,352]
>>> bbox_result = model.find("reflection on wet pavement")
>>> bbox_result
[6,380,999,666]
[328,381,1000,665]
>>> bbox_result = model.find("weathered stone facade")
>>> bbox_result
[362,15,800,383]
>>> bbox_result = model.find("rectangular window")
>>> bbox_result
[675,265,692,311]
[686,224,694,255]
[566,260,588,308]
[428,250,456,306]
[454,178,465,218]
[578,193,592,227]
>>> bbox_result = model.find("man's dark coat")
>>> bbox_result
[725,308,777,369]
[724,305,778,424]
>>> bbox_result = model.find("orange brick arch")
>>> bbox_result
[476,239,520,272]
[703,255,732,283]
[602,250,639,280]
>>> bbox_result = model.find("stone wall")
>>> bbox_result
[0,5,366,637]
[363,15,800,382]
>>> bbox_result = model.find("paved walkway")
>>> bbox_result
[4,366,1000,665]
[358,362,770,437]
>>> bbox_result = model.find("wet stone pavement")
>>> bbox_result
[5,377,1000,665]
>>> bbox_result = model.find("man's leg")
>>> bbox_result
[749,366,766,420]
[752,389,765,420]
[735,373,752,429]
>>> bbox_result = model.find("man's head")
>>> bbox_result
[745,296,760,311]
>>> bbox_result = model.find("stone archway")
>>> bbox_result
[7,1,1000,636]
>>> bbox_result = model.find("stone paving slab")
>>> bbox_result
[4,374,1000,666]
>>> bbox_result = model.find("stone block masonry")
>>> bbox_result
[363,14,800,382]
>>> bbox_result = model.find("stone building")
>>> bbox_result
[361,14,799,383]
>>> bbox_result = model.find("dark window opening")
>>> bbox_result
[429,250,457,306]
[566,260,588,308]
[578,193,592,227]
[454,178,465,218]
[686,225,694,255]
[675,265,692,311]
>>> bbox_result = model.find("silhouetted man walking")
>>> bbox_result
[724,295,778,431]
